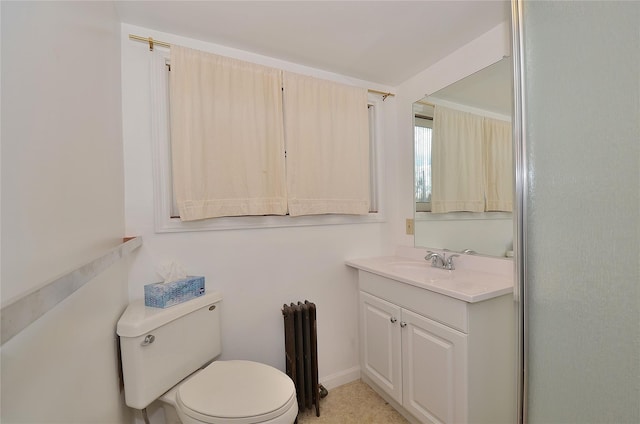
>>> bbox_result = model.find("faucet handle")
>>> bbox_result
[446,254,460,270]
[424,251,440,267]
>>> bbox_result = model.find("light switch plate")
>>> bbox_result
[406,218,414,235]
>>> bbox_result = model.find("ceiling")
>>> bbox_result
[114,1,510,86]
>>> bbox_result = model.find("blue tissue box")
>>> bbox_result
[144,276,205,308]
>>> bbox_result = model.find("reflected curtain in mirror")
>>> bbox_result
[431,106,485,213]
[431,105,512,213]
[484,119,513,212]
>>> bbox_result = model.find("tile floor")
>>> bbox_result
[297,380,409,424]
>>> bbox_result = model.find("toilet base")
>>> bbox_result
[162,402,182,424]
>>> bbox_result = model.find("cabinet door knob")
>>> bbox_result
[400,321,407,328]
[390,317,397,323]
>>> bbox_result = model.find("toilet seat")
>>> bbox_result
[176,360,297,424]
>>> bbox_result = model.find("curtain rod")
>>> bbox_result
[129,34,171,50]
[367,89,395,100]
[128,34,396,100]
[416,99,435,107]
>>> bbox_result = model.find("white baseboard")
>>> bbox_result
[319,365,361,390]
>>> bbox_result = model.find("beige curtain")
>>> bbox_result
[484,118,513,212]
[169,46,287,221]
[283,72,370,216]
[431,106,485,213]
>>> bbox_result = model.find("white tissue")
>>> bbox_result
[158,261,188,284]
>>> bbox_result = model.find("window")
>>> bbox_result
[414,115,432,212]
[149,50,384,232]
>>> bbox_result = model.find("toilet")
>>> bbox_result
[117,291,298,424]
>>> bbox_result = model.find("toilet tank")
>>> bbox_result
[117,291,223,410]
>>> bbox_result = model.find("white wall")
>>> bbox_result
[0,2,128,423]
[394,22,512,254]
[1,263,130,423]
[1,2,125,301]
[121,25,394,422]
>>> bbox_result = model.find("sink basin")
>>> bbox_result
[388,261,431,273]
[387,261,452,281]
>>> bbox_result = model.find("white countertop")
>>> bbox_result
[346,251,514,303]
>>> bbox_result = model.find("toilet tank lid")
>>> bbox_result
[117,291,222,337]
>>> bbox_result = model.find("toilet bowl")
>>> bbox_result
[116,292,298,424]
[160,360,298,424]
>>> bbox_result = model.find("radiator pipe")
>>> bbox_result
[142,408,150,424]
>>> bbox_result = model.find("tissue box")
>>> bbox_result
[144,276,205,308]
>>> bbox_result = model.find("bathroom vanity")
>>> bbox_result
[346,248,515,424]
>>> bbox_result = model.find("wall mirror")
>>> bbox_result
[413,57,514,258]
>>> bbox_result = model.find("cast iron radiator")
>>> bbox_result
[282,301,326,417]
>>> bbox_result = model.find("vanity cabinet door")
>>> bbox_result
[359,291,403,404]
[401,309,468,424]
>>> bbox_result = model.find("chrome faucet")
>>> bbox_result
[425,251,459,270]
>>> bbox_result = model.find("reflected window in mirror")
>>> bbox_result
[414,115,433,212]
[414,99,435,212]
